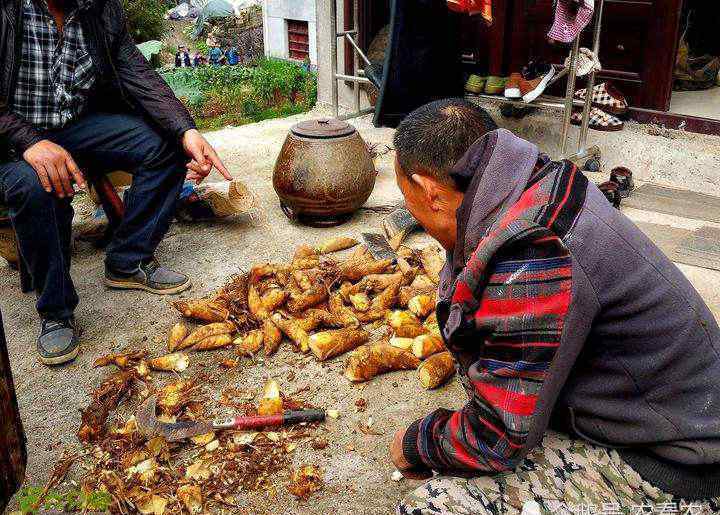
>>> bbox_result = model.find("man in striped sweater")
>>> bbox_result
[391,99,720,513]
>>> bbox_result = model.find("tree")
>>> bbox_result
[122,0,167,42]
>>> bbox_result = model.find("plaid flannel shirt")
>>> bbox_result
[404,159,587,473]
[10,0,96,130]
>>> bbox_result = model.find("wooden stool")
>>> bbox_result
[1,174,125,293]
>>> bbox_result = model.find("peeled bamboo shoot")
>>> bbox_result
[344,343,420,382]
[412,333,445,359]
[317,236,358,254]
[418,351,455,389]
[309,328,369,361]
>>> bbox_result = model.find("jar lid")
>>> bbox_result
[291,118,356,139]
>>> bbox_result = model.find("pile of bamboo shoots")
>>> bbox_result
[168,236,456,390]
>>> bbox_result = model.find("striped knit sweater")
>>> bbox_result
[403,136,587,474]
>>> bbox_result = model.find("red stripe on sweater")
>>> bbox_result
[475,290,571,319]
[473,381,538,416]
[484,341,560,348]
[547,166,576,227]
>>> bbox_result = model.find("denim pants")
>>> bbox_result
[0,113,187,320]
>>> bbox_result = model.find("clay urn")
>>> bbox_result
[273,118,377,227]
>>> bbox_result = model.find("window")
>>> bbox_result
[287,20,309,61]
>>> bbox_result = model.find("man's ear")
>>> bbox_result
[411,174,442,210]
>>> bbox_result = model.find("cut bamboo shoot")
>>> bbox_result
[309,329,369,361]
[418,351,455,389]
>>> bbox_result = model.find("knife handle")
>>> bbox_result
[214,409,326,431]
[283,409,326,425]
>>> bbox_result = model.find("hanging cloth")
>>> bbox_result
[447,0,493,24]
[547,0,594,43]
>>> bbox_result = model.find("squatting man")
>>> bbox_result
[389,99,720,513]
[0,0,231,365]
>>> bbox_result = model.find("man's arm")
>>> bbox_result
[106,0,196,140]
[0,100,45,155]
[0,102,84,198]
[107,1,231,181]
[395,233,593,475]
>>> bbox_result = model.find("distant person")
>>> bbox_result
[193,52,206,67]
[174,46,191,68]
[225,46,239,66]
[208,45,225,66]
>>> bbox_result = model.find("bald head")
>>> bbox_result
[393,98,497,185]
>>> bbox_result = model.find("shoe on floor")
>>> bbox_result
[105,260,191,295]
[484,76,508,95]
[574,81,628,115]
[38,318,79,366]
[520,60,555,103]
[571,107,624,132]
[465,74,487,94]
[504,73,522,98]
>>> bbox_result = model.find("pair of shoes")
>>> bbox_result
[574,81,628,115]
[465,74,487,94]
[519,59,556,103]
[105,259,192,295]
[572,82,627,131]
[36,261,190,367]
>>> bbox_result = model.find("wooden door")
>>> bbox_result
[508,0,683,111]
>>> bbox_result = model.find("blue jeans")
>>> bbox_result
[0,113,187,320]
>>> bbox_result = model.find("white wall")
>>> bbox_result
[263,0,317,65]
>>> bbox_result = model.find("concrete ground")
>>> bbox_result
[3,105,720,514]
[670,87,720,120]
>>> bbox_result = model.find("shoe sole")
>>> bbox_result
[39,345,79,366]
[104,278,192,295]
[504,88,521,98]
[522,67,556,103]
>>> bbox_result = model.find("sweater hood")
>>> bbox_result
[448,129,539,274]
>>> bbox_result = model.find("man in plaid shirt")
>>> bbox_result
[390,100,720,512]
[0,0,231,365]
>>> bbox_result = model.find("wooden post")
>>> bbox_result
[0,310,26,511]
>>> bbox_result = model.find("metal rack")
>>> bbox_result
[329,0,605,164]
[329,0,375,121]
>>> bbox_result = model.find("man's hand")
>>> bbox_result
[182,129,231,184]
[390,429,433,480]
[23,140,85,199]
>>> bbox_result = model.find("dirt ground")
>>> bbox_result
[1,110,458,514]
[4,107,720,514]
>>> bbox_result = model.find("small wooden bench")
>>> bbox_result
[1,174,125,293]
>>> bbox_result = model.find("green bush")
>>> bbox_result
[122,0,166,42]
[161,58,318,131]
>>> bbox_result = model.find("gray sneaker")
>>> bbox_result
[38,318,79,366]
[104,260,191,295]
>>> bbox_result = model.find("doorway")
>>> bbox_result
[669,1,720,120]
